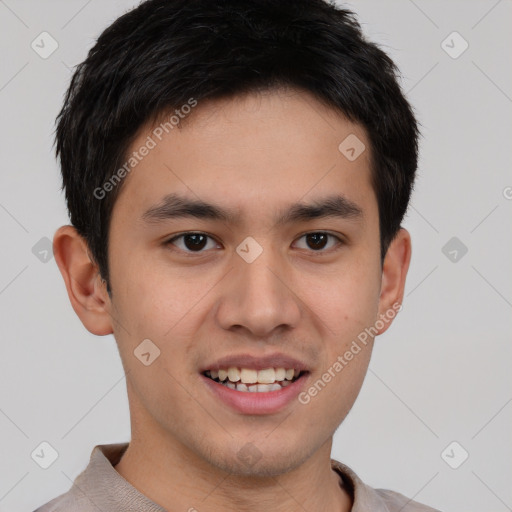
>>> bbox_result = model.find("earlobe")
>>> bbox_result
[376,228,412,335]
[53,225,114,336]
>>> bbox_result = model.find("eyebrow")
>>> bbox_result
[141,192,363,226]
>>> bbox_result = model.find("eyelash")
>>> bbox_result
[164,231,344,256]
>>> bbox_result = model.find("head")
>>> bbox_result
[54,0,417,477]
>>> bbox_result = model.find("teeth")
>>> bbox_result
[206,366,303,386]
[257,368,275,383]
[228,367,240,382]
[275,368,286,381]
[275,367,286,381]
[240,368,258,384]
[215,380,298,393]
[217,380,293,392]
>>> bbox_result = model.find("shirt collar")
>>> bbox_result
[331,458,392,511]
[74,443,166,511]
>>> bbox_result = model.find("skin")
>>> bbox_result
[53,88,411,512]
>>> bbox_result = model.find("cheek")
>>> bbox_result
[112,247,208,335]
[109,254,225,410]
[302,259,381,339]
[298,282,377,427]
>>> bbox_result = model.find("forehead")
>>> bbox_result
[113,88,376,226]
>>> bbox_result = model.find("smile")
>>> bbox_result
[203,367,304,393]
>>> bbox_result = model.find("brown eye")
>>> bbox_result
[305,233,328,250]
[294,232,342,252]
[183,234,208,251]
[166,232,219,253]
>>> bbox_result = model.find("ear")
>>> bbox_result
[376,228,411,335]
[53,225,113,336]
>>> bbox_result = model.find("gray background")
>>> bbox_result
[0,1,511,511]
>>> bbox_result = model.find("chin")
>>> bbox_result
[203,441,313,478]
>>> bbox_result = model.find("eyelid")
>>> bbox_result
[165,231,221,253]
[292,231,344,252]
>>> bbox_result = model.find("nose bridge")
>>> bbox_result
[216,238,301,336]
[242,248,283,301]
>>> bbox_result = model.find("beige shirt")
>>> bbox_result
[33,443,441,511]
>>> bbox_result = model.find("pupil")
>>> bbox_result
[184,234,207,251]
[307,233,327,250]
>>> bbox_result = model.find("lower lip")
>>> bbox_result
[201,373,309,415]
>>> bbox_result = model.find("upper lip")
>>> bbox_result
[201,353,310,373]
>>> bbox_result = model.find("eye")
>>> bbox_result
[165,231,344,255]
[165,232,220,253]
[293,232,343,252]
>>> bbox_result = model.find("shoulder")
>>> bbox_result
[32,487,94,512]
[331,459,442,512]
[32,443,131,512]
[374,487,442,511]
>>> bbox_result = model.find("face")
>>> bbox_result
[68,88,408,477]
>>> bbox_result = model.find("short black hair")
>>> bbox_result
[55,0,419,296]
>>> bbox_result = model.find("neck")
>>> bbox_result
[115,423,352,512]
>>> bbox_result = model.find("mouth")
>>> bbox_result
[199,353,311,414]
[202,367,308,393]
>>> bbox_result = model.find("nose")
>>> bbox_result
[215,244,301,338]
